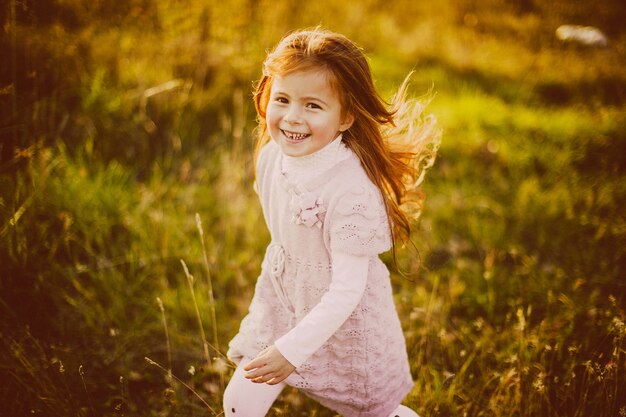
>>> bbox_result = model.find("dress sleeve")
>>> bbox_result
[254,141,278,197]
[329,185,392,256]
[274,252,369,368]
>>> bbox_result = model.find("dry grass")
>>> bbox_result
[1,0,625,416]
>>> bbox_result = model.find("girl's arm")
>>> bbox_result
[274,251,369,366]
[244,251,369,384]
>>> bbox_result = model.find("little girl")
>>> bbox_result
[224,28,440,417]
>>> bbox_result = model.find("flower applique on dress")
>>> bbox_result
[289,187,326,228]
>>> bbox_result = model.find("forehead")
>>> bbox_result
[271,69,340,99]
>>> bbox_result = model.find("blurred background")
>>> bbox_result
[1,0,625,416]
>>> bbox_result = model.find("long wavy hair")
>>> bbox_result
[253,28,441,252]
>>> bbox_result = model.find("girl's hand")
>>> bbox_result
[243,345,296,385]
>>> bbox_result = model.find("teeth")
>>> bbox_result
[283,130,309,140]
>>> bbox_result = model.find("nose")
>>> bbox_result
[283,105,302,124]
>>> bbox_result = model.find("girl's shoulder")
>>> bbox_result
[257,140,280,171]
[255,140,281,186]
[324,152,392,256]
[326,151,379,195]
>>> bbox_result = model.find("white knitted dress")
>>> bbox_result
[227,140,414,417]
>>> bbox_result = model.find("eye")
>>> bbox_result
[273,96,288,104]
[306,102,322,109]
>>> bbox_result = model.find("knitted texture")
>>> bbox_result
[281,134,350,184]
[227,140,414,417]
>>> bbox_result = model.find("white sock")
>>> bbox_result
[223,359,285,417]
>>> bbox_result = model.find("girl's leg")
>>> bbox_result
[388,404,420,417]
[223,359,286,417]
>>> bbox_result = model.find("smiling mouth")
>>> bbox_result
[282,130,311,142]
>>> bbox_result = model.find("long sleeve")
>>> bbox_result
[274,251,369,368]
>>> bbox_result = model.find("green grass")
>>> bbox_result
[1,0,625,416]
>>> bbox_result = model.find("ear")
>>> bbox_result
[339,113,354,132]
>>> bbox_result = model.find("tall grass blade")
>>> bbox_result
[145,357,218,415]
[156,296,173,383]
[181,259,212,368]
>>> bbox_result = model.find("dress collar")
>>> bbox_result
[280,134,351,185]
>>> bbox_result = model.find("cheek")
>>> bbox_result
[310,114,337,132]
[265,105,279,127]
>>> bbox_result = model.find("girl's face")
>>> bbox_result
[266,69,353,158]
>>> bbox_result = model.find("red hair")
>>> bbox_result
[254,28,440,251]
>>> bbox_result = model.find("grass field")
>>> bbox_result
[1,0,625,416]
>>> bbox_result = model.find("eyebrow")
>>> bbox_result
[301,96,329,106]
[272,90,329,107]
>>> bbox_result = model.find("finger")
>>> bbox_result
[251,376,265,384]
[244,368,260,379]
[245,364,273,380]
[245,369,263,379]
[268,368,289,383]
[243,357,265,372]
[247,346,270,367]
[260,373,276,383]
[251,371,274,384]
[266,374,287,385]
